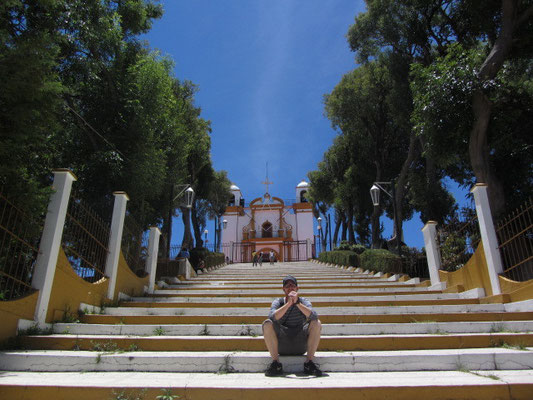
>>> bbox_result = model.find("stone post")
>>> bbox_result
[104,192,129,300]
[32,169,77,326]
[145,226,161,294]
[471,183,503,295]
[422,221,444,288]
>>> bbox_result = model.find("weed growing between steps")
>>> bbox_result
[18,323,54,336]
[111,388,147,400]
[91,339,119,352]
[100,298,122,315]
[200,324,210,335]
[238,324,257,336]
[153,326,165,336]
[1,322,55,350]
[410,319,437,323]
[500,341,529,351]
[156,389,181,400]
[457,364,501,381]
[490,323,505,333]
[90,339,141,353]
[217,353,236,374]
[111,388,182,400]
[489,322,524,334]
[55,305,81,323]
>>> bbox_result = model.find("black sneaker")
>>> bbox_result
[303,360,323,376]
[265,360,283,376]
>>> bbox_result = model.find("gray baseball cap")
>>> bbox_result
[282,275,298,286]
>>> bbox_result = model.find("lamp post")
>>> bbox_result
[327,213,332,251]
[370,181,402,257]
[317,217,323,253]
[166,185,194,259]
[214,217,217,252]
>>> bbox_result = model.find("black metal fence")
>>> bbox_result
[283,240,309,261]
[0,192,44,300]
[496,197,533,282]
[437,208,480,271]
[62,193,110,283]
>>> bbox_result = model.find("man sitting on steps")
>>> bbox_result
[262,275,323,376]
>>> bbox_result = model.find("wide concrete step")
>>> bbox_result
[153,286,428,295]
[2,348,532,373]
[131,291,479,303]
[162,282,417,289]
[184,275,385,282]
[172,277,393,285]
[123,298,480,308]
[1,370,531,400]
[152,288,438,297]
[51,321,533,336]
[99,303,506,316]
[80,311,533,325]
[18,332,533,351]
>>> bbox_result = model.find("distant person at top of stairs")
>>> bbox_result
[269,250,275,265]
[258,251,263,266]
[252,251,258,266]
[262,275,323,377]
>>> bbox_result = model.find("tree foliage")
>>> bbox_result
[0,0,231,248]
[347,0,533,217]
[310,0,532,251]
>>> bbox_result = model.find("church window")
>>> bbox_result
[262,221,273,238]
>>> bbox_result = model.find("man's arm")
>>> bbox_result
[270,298,293,321]
[292,295,318,321]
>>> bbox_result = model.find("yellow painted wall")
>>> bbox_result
[0,248,151,342]
[113,252,149,299]
[46,248,109,322]
[439,241,533,301]
[498,275,533,302]
[0,291,38,344]
[439,242,494,296]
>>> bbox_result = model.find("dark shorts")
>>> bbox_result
[265,319,309,355]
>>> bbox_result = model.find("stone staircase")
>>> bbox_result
[1,261,533,399]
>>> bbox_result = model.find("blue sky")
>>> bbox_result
[143,0,470,249]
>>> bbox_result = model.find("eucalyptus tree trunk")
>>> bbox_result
[333,210,341,245]
[467,0,527,217]
[341,216,348,242]
[180,206,194,250]
[190,202,204,248]
[347,207,356,244]
[394,132,419,239]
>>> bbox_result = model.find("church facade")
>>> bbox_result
[221,181,314,263]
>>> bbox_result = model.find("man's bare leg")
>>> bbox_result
[262,320,279,360]
[306,319,322,361]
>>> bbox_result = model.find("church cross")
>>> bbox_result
[262,163,273,194]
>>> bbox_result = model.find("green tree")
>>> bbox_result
[347,0,533,216]
[0,0,65,212]
[324,55,412,248]
[206,170,232,252]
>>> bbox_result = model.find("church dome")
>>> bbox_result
[296,180,309,188]
[230,184,240,191]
